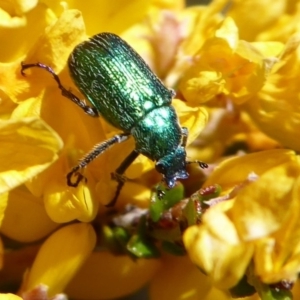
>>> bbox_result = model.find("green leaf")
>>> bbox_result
[127,234,160,258]
[162,241,186,256]
[150,225,182,242]
[149,183,184,222]
[229,275,256,298]
[253,277,293,300]
[113,226,130,249]
[183,198,198,226]
[270,288,293,300]
[149,193,164,222]
[126,215,160,258]
[102,225,120,253]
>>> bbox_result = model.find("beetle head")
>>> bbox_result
[155,147,188,189]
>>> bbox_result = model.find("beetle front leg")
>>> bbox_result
[156,186,165,199]
[181,127,208,170]
[21,62,98,117]
[181,127,189,147]
[67,133,131,187]
[106,150,139,207]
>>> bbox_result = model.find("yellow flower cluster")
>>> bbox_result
[1,0,300,299]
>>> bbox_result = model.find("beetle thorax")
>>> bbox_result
[131,106,182,161]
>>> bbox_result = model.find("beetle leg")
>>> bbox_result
[67,133,131,187]
[181,127,189,147]
[181,127,208,169]
[106,150,139,207]
[156,187,165,199]
[21,62,99,117]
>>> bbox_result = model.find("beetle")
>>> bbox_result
[21,32,207,206]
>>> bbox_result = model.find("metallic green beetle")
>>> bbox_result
[21,33,207,206]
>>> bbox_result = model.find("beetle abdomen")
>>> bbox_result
[68,32,174,131]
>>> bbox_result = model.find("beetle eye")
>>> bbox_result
[155,163,166,174]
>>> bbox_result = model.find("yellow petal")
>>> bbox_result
[66,251,161,299]
[204,149,295,191]
[202,200,238,244]
[215,17,239,49]
[151,0,184,10]
[24,223,96,296]
[0,237,3,269]
[67,0,151,36]
[0,3,56,62]
[179,70,225,104]
[0,117,63,194]
[227,0,287,41]
[245,35,300,151]
[253,174,300,282]
[44,177,98,223]
[0,186,58,242]
[203,288,231,300]
[232,161,300,240]
[178,1,227,57]
[251,41,284,58]
[292,280,300,300]
[122,181,152,206]
[1,0,38,15]
[184,221,254,288]
[0,60,35,104]
[1,9,86,104]
[0,192,8,227]
[150,255,216,300]
[0,294,23,300]
[180,17,278,105]
[25,9,86,72]
[173,99,208,145]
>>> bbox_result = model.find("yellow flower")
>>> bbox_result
[1,4,208,215]
[66,251,161,299]
[0,294,22,300]
[22,223,96,296]
[0,118,62,194]
[227,0,300,42]
[1,0,208,298]
[3,0,300,299]
[244,35,300,151]
[0,186,58,242]
[150,255,232,300]
[0,0,57,63]
[179,17,283,105]
[184,149,300,294]
[184,199,254,289]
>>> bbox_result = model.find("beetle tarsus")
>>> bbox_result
[66,134,132,190]
[157,189,165,199]
[187,160,208,169]
[197,161,209,169]
[105,150,139,207]
[67,170,86,187]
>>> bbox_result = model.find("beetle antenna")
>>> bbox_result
[187,160,209,169]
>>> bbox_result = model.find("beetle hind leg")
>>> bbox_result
[106,150,139,207]
[21,62,98,117]
[181,127,208,169]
